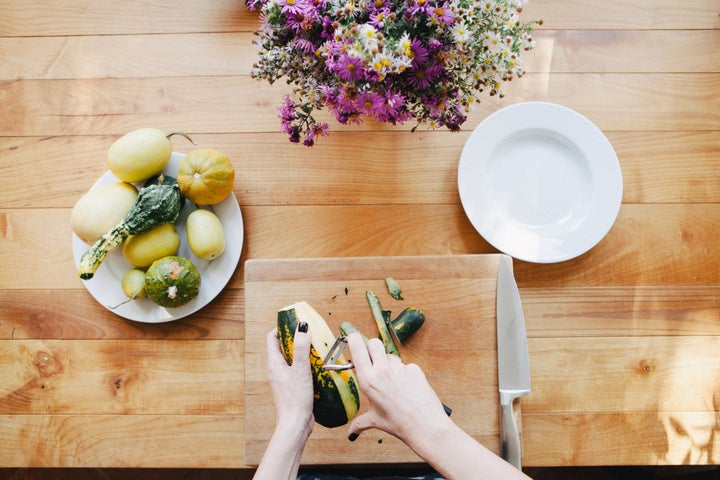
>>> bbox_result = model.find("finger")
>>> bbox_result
[291,322,312,369]
[366,337,389,364]
[266,328,287,367]
[346,332,372,373]
[347,411,377,442]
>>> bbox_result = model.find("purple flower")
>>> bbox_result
[333,54,365,82]
[303,122,329,146]
[407,0,431,17]
[369,8,391,29]
[358,91,385,116]
[278,96,297,127]
[431,2,455,26]
[407,62,441,90]
[409,39,429,66]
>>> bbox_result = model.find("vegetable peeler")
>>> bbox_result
[322,336,354,371]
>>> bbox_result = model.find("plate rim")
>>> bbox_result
[72,152,243,322]
[458,101,623,263]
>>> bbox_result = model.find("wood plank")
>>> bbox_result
[2,286,716,342]
[0,340,242,414]
[524,336,720,413]
[523,287,720,338]
[609,131,720,204]
[0,0,257,36]
[524,0,720,30]
[2,0,718,36]
[242,204,720,286]
[3,30,719,81]
[2,131,719,209]
[523,413,670,466]
[244,255,504,465]
[2,74,719,136]
[0,414,243,468]
[527,30,720,74]
[2,203,718,289]
[0,289,244,340]
[0,33,256,80]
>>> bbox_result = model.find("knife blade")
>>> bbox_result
[496,256,531,470]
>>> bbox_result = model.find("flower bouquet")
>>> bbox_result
[248,0,539,145]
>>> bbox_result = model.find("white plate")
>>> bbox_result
[72,152,244,322]
[458,102,622,263]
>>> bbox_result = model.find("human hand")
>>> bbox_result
[345,332,451,443]
[265,323,314,433]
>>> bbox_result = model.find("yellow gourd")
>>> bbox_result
[123,223,181,268]
[107,129,193,183]
[186,209,226,261]
[71,182,138,244]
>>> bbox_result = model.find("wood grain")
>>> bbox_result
[0,0,254,36]
[0,290,244,340]
[0,340,243,414]
[0,414,243,467]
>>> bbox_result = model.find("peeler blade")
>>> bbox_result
[322,336,354,371]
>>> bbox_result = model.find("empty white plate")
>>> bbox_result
[458,102,623,263]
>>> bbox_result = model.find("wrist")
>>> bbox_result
[273,413,314,443]
[401,414,461,458]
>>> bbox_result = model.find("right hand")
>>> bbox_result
[345,332,451,442]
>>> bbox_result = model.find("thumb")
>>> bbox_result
[291,322,312,368]
[347,411,376,442]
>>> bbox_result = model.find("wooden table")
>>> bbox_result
[1,0,718,470]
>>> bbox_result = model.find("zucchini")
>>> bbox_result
[277,301,360,428]
[78,182,182,280]
[391,307,425,343]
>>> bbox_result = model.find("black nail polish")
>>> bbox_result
[348,433,359,442]
[298,322,308,333]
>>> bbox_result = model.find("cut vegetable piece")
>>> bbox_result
[391,307,425,343]
[385,277,403,300]
[366,291,399,356]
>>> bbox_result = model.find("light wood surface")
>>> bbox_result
[1,0,719,470]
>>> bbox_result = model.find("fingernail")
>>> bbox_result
[348,433,359,442]
[298,322,308,333]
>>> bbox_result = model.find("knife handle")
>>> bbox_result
[500,400,522,470]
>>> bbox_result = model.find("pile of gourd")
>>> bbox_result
[71,128,235,308]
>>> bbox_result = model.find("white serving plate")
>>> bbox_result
[72,152,243,322]
[458,102,623,263]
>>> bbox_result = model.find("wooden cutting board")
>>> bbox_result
[244,254,512,465]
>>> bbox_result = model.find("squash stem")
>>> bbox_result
[166,131,196,145]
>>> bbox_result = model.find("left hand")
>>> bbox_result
[265,324,315,432]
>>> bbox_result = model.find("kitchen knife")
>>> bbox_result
[496,256,531,470]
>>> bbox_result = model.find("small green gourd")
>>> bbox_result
[78,182,182,280]
[144,256,201,308]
